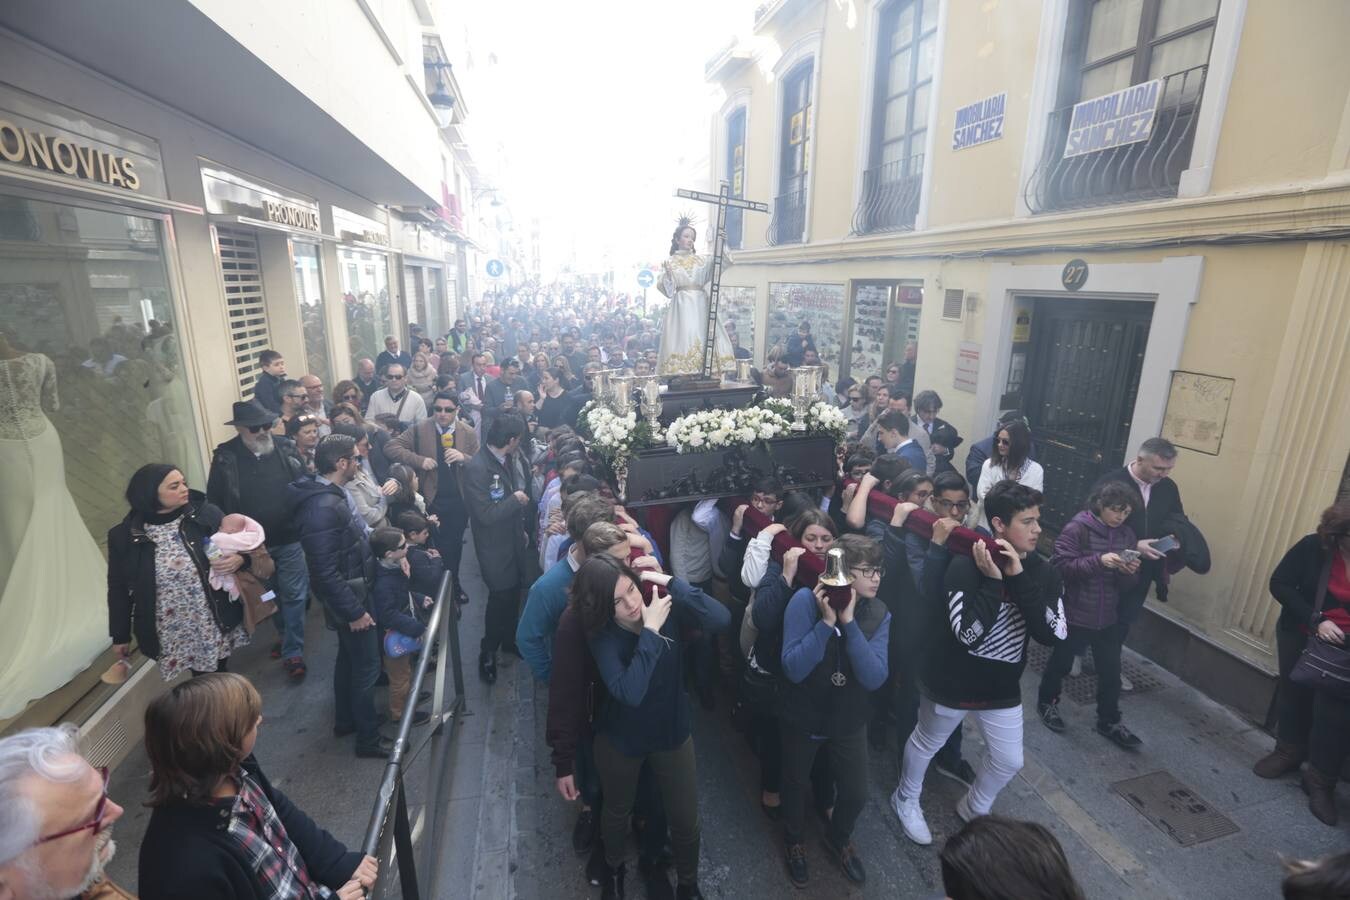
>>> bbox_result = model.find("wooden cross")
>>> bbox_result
[674,181,769,378]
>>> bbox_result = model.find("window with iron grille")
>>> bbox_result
[1025,0,1219,213]
[770,62,812,245]
[215,226,271,399]
[854,0,935,234]
[725,107,747,249]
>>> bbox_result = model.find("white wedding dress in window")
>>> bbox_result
[0,352,109,718]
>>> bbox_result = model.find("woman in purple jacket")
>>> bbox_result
[1037,480,1144,749]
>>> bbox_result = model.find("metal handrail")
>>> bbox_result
[1023,64,1208,214]
[362,570,468,899]
[767,185,807,246]
[851,153,923,235]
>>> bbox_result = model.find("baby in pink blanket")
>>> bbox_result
[208,513,267,598]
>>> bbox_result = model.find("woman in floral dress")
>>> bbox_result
[107,464,250,679]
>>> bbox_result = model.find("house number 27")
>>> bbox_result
[1061,259,1089,291]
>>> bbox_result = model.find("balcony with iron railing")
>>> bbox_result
[767,183,807,245]
[852,152,924,235]
[1024,64,1207,214]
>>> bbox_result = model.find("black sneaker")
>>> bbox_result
[355,737,395,759]
[824,836,866,885]
[572,808,597,855]
[1096,720,1143,750]
[638,855,674,900]
[784,843,809,888]
[1038,701,1067,733]
[674,884,705,900]
[585,844,606,886]
[934,754,977,787]
[601,861,626,900]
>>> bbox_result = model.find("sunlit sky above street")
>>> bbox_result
[459,0,759,279]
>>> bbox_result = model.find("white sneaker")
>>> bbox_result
[956,792,977,824]
[1069,655,1083,678]
[891,787,932,845]
[1119,672,1134,692]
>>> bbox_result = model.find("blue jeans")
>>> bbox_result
[334,623,382,751]
[269,542,310,659]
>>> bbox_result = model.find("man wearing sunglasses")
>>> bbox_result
[0,725,128,899]
[365,363,427,427]
[208,401,311,680]
[386,391,480,605]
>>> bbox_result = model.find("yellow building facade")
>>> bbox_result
[706,0,1350,719]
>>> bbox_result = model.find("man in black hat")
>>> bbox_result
[206,400,311,679]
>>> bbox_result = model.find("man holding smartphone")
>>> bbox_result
[1092,437,1187,689]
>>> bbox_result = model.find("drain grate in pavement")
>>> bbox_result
[1025,643,1163,703]
[1111,771,1240,847]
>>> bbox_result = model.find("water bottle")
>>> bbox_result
[490,474,505,502]
[203,538,224,562]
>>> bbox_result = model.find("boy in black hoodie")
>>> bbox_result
[892,481,1067,845]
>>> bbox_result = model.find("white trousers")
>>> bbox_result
[899,698,1024,816]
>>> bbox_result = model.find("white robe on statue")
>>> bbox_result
[656,250,736,376]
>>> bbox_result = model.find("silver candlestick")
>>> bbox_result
[790,365,823,430]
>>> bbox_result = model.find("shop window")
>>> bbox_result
[1025,0,1219,212]
[855,0,935,234]
[339,247,393,374]
[291,241,331,386]
[0,193,202,722]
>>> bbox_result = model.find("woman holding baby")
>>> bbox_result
[107,463,264,679]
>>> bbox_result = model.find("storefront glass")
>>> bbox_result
[0,192,202,722]
[339,246,392,372]
[291,241,331,385]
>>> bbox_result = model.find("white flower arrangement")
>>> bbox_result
[803,400,849,444]
[580,403,662,467]
[665,405,789,454]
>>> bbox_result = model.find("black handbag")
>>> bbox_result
[1289,561,1350,699]
[738,653,779,710]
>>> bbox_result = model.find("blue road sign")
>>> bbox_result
[486,259,504,278]
[637,268,655,288]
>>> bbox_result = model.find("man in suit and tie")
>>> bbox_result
[385,390,480,605]
[462,413,532,683]
[460,352,491,430]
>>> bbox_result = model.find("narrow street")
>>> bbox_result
[104,529,1348,899]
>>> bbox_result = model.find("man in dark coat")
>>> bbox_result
[462,413,532,684]
[288,434,385,758]
[207,400,310,679]
[1092,437,1188,628]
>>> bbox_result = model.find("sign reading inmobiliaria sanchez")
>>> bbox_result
[1062,79,1163,159]
[951,93,1006,151]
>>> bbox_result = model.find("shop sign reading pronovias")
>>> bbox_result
[0,83,166,196]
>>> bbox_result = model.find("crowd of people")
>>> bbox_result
[1,284,1348,899]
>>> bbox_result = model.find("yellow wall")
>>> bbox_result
[924,0,1043,227]
[1208,0,1350,192]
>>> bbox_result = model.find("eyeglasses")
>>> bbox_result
[36,766,111,845]
[932,498,971,513]
[245,424,272,434]
[342,392,359,401]
[433,406,456,413]
[384,374,405,381]
[853,567,884,580]
[295,415,318,426]
[285,393,307,401]
[996,437,1011,446]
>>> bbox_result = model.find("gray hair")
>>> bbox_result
[0,725,85,865]
[1138,437,1178,461]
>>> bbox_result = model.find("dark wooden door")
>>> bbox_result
[1022,298,1151,532]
